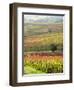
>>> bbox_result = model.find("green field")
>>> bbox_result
[24,66,45,74]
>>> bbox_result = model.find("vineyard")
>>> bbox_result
[24,32,63,74]
[24,53,63,74]
[24,33,63,52]
[24,17,63,74]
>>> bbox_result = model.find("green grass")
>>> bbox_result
[24,66,45,74]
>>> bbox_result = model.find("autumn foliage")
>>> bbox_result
[24,53,63,73]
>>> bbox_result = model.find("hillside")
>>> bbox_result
[24,23,63,36]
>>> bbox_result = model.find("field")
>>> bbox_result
[24,32,63,74]
[24,15,63,74]
[24,53,63,74]
[24,32,63,52]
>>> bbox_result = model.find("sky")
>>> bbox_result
[24,14,63,23]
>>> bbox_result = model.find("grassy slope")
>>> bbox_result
[24,32,63,52]
[24,66,45,74]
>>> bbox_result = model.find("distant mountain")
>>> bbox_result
[24,15,63,36]
[24,16,63,24]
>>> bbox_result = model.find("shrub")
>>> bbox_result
[49,44,57,52]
